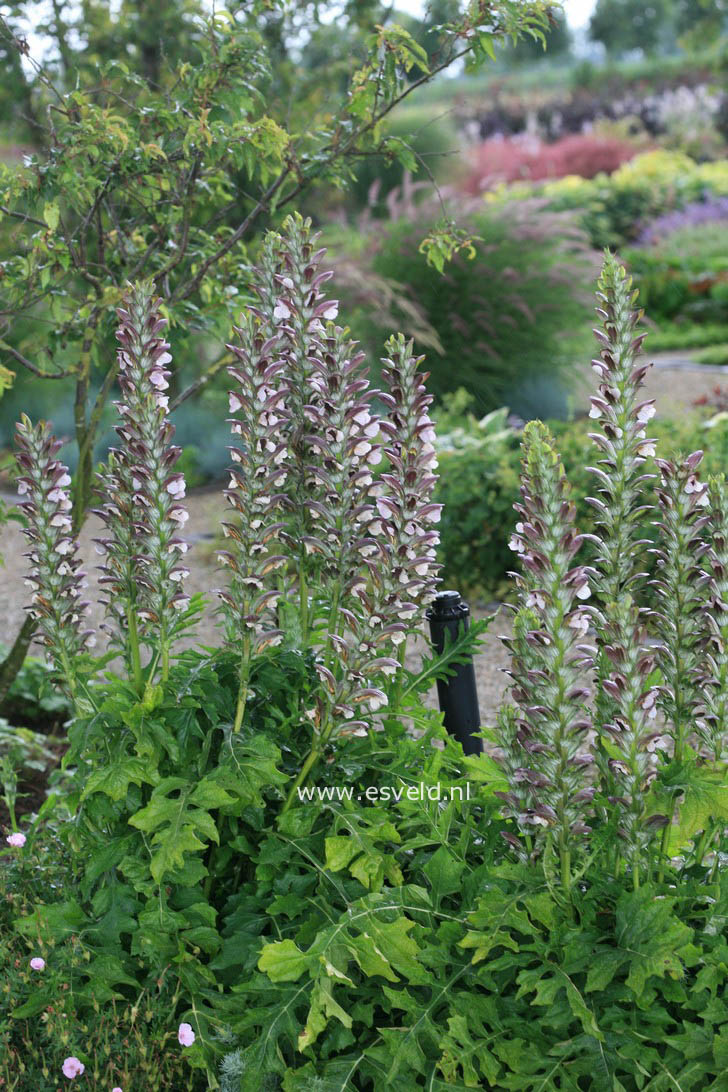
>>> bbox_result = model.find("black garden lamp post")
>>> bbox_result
[426,590,483,756]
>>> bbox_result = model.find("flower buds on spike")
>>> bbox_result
[697,475,728,763]
[96,281,194,682]
[15,416,93,696]
[378,333,442,616]
[498,421,594,881]
[219,309,290,653]
[588,253,655,604]
[598,597,659,863]
[653,453,709,762]
[587,255,659,867]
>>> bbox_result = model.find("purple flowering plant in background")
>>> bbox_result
[637,195,728,246]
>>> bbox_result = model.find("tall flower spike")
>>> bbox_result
[296,324,383,617]
[587,252,655,605]
[307,334,441,735]
[264,216,339,639]
[698,476,728,763]
[500,421,594,886]
[282,331,443,809]
[96,282,193,687]
[586,254,660,878]
[15,416,95,698]
[495,615,542,845]
[220,309,290,730]
[653,452,710,763]
[598,598,661,873]
[377,333,442,617]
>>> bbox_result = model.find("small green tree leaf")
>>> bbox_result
[43,201,60,231]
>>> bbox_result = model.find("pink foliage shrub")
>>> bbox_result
[462,134,640,194]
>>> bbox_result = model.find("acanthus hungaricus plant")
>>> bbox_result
[10,239,728,1091]
[498,252,728,889]
[10,214,472,1080]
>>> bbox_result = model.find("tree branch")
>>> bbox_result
[0,205,47,229]
[0,338,74,379]
[170,167,291,304]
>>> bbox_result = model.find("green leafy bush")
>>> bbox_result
[0,830,205,1091]
[646,320,728,352]
[625,227,728,325]
[341,196,598,417]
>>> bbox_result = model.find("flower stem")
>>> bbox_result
[299,560,309,644]
[127,608,143,695]
[233,638,251,734]
[282,746,321,813]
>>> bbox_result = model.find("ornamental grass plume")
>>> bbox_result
[95,282,194,689]
[653,452,710,763]
[501,421,594,887]
[698,476,728,763]
[15,416,94,700]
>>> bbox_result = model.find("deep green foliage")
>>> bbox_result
[626,233,728,325]
[249,862,728,1090]
[3,635,490,1085]
[9,677,728,1089]
[0,827,206,1090]
[647,321,728,352]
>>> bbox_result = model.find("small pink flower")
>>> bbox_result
[112,1087,123,1091]
[178,1022,196,1047]
[62,1056,85,1078]
[6,832,26,847]
[30,957,45,971]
